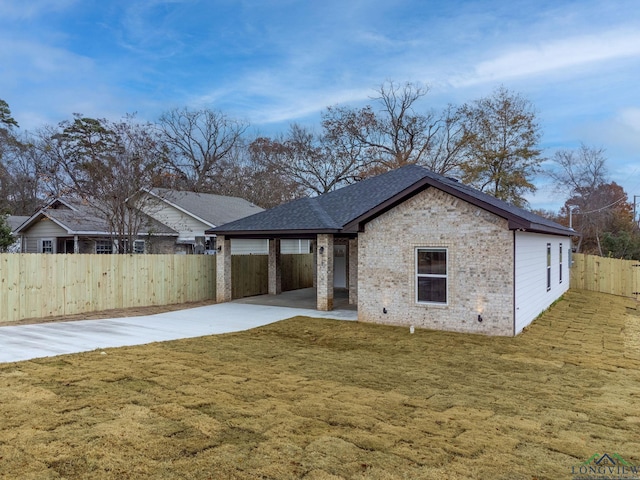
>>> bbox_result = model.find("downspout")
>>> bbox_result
[512,230,517,336]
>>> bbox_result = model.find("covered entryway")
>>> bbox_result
[213,233,358,313]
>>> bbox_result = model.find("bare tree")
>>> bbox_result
[249,124,363,196]
[39,114,163,252]
[549,143,608,197]
[1,131,46,214]
[0,99,20,213]
[212,140,305,208]
[549,144,615,253]
[157,107,248,192]
[321,81,466,179]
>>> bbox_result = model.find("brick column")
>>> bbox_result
[216,235,232,303]
[268,238,282,295]
[348,237,358,305]
[316,234,334,311]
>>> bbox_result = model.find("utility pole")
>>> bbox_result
[567,204,578,229]
[635,195,639,229]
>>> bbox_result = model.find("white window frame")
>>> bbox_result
[559,243,563,284]
[133,240,145,254]
[40,238,54,254]
[546,243,551,291]
[96,240,113,254]
[415,247,448,305]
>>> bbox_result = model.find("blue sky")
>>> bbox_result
[1,0,639,212]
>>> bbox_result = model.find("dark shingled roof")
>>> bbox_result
[209,165,575,238]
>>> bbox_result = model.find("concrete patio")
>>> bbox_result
[232,287,355,311]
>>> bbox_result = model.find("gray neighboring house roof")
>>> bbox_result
[209,164,576,237]
[15,198,178,236]
[6,216,30,233]
[146,188,264,228]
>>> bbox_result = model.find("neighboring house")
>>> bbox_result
[5,215,30,252]
[209,164,576,336]
[137,188,309,255]
[15,198,178,254]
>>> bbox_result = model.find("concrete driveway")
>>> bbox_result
[0,303,358,364]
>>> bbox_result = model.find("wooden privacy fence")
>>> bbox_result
[570,253,640,298]
[0,254,217,323]
[0,253,314,323]
[231,254,314,299]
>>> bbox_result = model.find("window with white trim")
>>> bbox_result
[546,243,551,291]
[41,239,54,254]
[133,240,145,254]
[96,240,113,254]
[559,243,563,284]
[416,248,447,304]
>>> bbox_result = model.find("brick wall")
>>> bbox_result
[357,187,515,336]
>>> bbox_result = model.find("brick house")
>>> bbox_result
[209,165,576,336]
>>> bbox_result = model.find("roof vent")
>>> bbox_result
[446,176,459,182]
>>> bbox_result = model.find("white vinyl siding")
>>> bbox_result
[230,238,269,255]
[514,232,571,334]
[139,200,210,243]
[281,239,312,254]
[22,217,67,253]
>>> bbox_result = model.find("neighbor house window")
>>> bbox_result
[133,240,145,254]
[559,243,563,284]
[416,248,447,304]
[96,240,113,254]
[546,243,551,291]
[41,239,54,254]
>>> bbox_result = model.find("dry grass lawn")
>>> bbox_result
[1,289,639,479]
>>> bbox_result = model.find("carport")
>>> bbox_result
[232,287,356,311]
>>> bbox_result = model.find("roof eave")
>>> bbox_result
[514,222,578,237]
[342,174,576,237]
[206,228,344,238]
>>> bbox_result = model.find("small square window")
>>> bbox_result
[96,240,113,254]
[41,239,53,254]
[133,240,145,254]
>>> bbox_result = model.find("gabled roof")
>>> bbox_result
[6,215,30,233]
[15,198,177,236]
[209,165,575,238]
[144,188,264,227]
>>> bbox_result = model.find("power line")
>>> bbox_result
[571,195,627,215]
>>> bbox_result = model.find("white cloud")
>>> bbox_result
[0,0,78,19]
[452,29,640,86]
[618,107,640,133]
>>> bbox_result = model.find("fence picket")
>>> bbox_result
[0,253,313,323]
[570,253,639,298]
